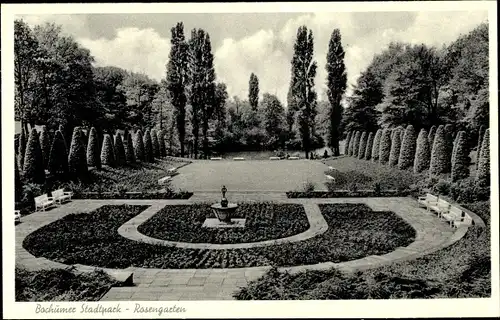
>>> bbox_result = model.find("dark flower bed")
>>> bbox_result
[137,203,309,244]
[15,266,125,301]
[235,203,491,300]
[23,204,416,269]
[73,191,192,200]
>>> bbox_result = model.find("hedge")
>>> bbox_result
[443,124,454,173]
[388,127,402,167]
[39,126,51,169]
[398,125,417,170]
[134,130,145,162]
[143,129,154,162]
[371,129,382,162]
[114,133,126,166]
[157,129,166,157]
[18,127,27,170]
[476,125,485,169]
[364,132,374,161]
[151,129,160,159]
[413,129,430,173]
[68,127,89,180]
[48,130,69,176]
[15,155,23,203]
[125,133,136,164]
[428,125,436,146]
[476,128,490,187]
[101,134,115,167]
[429,125,449,177]
[358,132,367,160]
[378,128,392,164]
[451,131,470,182]
[23,128,45,184]
[86,127,101,169]
[352,131,361,157]
[344,131,352,156]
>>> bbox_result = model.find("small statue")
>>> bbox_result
[221,185,228,207]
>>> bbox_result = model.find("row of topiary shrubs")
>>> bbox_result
[344,125,490,188]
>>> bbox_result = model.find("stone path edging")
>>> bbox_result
[117,203,328,249]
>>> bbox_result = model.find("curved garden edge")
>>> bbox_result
[117,203,328,249]
[15,197,471,278]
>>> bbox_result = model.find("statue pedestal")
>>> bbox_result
[210,203,238,223]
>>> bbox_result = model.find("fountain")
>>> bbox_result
[203,186,244,228]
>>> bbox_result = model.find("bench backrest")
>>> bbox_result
[426,193,438,202]
[52,189,64,198]
[35,194,48,203]
[449,206,462,217]
[437,199,450,208]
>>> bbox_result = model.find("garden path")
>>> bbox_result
[15,196,464,301]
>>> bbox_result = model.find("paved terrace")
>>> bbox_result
[15,196,466,301]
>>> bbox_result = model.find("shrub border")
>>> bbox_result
[73,191,193,200]
[286,189,410,198]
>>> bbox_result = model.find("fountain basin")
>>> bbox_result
[211,203,238,223]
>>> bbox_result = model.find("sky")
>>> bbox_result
[18,11,488,104]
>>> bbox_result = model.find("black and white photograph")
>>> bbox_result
[2,1,498,318]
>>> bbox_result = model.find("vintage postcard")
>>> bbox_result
[2,1,498,318]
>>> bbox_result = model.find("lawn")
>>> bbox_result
[137,203,310,244]
[235,201,491,300]
[15,266,125,302]
[23,204,416,269]
[323,157,425,191]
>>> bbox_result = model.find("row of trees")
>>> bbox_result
[344,124,490,187]
[16,124,172,187]
[343,23,489,148]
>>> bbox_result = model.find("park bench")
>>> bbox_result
[325,175,335,181]
[15,210,21,223]
[269,156,281,160]
[233,157,245,161]
[52,188,73,205]
[167,167,177,175]
[417,193,439,210]
[288,156,300,160]
[158,176,171,185]
[210,157,222,160]
[428,198,450,218]
[442,206,473,228]
[328,166,336,171]
[35,194,56,212]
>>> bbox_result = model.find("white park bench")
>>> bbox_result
[35,194,55,212]
[167,167,177,175]
[417,193,439,210]
[325,175,335,181]
[269,156,281,160]
[210,157,222,160]
[233,157,245,161]
[15,210,21,223]
[158,176,171,185]
[442,206,473,228]
[428,198,450,218]
[328,166,336,171]
[288,156,300,160]
[52,188,73,205]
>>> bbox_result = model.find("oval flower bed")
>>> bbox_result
[137,203,309,244]
[23,204,416,269]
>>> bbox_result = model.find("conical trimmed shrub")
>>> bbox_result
[143,129,154,162]
[428,125,436,146]
[125,133,136,164]
[39,126,51,169]
[451,131,470,182]
[429,125,449,177]
[108,130,116,161]
[18,126,27,170]
[364,132,374,161]
[68,127,88,180]
[414,129,430,173]
[451,132,460,165]
[358,132,367,159]
[151,129,160,158]
[352,131,361,157]
[48,130,69,176]
[398,125,417,170]
[134,130,145,162]
[443,124,454,173]
[389,128,402,167]
[114,133,126,166]
[15,154,23,203]
[476,128,490,187]
[348,131,357,156]
[379,128,392,164]
[157,130,166,158]
[476,125,485,169]
[344,131,352,156]
[23,128,45,184]
[371,129,382,162]
[101,134,115,167]
[86,127,101,169]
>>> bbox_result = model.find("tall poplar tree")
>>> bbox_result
[249,73,259,112]
[325,28,347,156]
